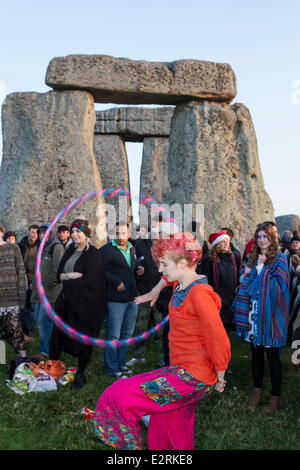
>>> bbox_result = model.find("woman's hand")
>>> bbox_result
[135,288,160,307]
[60,272,83,281]
[72,272,83,279]
[258,254,267,265]
[215,370,226,393]
[214,378,226,393]
[135,278,168,307]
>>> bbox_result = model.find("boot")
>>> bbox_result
[72,372,87,390]
[248,387,263,409]
[264,396,284,414]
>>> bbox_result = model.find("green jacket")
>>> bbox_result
[31,240,65,304]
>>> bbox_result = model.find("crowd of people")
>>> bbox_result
[0,216,299,450]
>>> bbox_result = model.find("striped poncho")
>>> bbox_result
[233,252,290,348]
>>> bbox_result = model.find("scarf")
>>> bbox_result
[233,252,290,348]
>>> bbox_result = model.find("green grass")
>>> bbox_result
[0,328,299,450]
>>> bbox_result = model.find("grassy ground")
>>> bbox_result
[0,327,299,451]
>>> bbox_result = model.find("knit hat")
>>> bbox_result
[70,219,91,238]
[208,231,230,248]
[292,236,300,243]
[57,225,69,233]
[38,223,56,245]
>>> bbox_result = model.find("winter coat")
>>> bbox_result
[135,238,160,294]
[197,251,241,326]
[99,241,138,303]
[18,236,40,282]
[0,243,27,308]
[50,244,106,357]
[31,240,65,304]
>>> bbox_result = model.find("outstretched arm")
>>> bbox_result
[135,278,168,307]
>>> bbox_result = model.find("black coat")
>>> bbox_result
[135,239,161,294]
[99,242,138,302]
[50,244,106,357]
[197,251,240,326]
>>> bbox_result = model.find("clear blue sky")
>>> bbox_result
[0,0,299,218]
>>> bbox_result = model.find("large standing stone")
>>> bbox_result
[0,90,107,246]
[45,54,237,104]
[95,107,174,141]
[140,137,170,203]
[275,214,300,236]
[139,137,171,227]
[93,134,131,229]
[165,100,274,248]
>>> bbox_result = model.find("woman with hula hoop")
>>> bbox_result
[93,231,230,450]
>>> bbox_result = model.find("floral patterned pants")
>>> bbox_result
[94,365,213,450]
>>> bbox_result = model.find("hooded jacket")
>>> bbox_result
[31,225,64,304]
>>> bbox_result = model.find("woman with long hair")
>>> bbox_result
[93,232,230,450]
[234,223,290,413]
[49,219,106,389]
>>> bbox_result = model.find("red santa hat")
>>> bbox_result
[208,231,230,248]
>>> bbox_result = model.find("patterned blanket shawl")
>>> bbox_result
[233,252,290,347]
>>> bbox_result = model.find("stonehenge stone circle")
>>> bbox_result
[46,55,237,104]
[0,53,276,248]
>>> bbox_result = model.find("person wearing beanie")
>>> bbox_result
[31,224,65,358]
[196,231,241,332]
[49,219,106,390]
[57,225,73,250]
[291,236,300,256]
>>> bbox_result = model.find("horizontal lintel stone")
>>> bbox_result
[46,54,237,105]
[94,107,174,139]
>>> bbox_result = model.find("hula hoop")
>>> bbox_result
[35,189,170,349]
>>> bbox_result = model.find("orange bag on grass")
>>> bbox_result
[30,360,66,380]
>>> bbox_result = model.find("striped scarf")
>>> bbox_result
[233,252,290,348]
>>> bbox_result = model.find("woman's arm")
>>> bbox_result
[60,272,83,281]
[135,277,168,307]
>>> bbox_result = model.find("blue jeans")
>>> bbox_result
[20,289,35,335]
[104,301,138,375]
[34,302,54,356]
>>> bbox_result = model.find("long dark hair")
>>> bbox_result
[249,224,279,267]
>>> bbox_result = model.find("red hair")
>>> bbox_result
[151,232,202,267]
